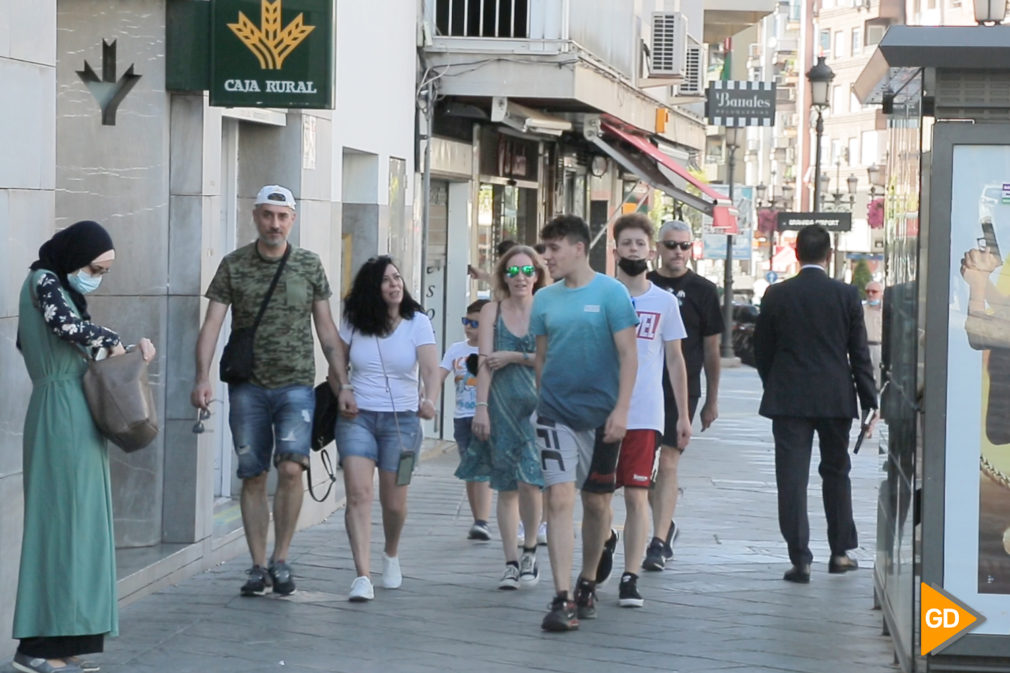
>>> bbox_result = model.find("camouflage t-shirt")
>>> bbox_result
[206,242,331,389]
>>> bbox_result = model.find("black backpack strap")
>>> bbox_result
[251,243,291,331]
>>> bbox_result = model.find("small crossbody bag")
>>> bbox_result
[376,331,416,486]
[219,244,290,384]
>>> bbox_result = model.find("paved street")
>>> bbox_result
[9,367,897,672]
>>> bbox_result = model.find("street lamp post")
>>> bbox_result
[807,56,834,213]
[721,126,744,359]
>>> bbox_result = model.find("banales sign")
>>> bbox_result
[211,0,333,109]
[705,80,776,127]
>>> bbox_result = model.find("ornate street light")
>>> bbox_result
[806,56,835,212]
[867,163,885,198]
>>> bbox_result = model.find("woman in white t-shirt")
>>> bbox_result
[331,256,441,602]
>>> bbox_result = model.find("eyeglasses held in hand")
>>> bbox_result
[192,399,222,434]
[461,317,479,328]
[661,241,693,251]
[505,265,536,278]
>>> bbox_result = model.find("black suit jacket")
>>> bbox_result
[754,267,877,419]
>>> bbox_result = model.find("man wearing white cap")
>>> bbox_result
[192,185,342,597]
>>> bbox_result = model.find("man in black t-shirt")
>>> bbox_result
[642,220,724,570]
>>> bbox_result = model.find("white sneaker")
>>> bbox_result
[498,563,520,590]
[537,521,548,546]
[349,575,374,602]
[519,550,539,586]
[382,553,402,589]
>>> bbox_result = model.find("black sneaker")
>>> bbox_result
[269,560,296,596]
[642,538,666,572]
[541,593,579,632]
[574,577,598,620]
[619,572,644,607]
[240,565,271,596]
[594,528,619,584]
[663,519,680,560]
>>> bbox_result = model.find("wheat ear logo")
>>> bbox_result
[228,0,315,70]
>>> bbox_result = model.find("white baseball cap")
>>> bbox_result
[254,185,296,210]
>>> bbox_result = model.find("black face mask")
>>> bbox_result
[618,257,649,277]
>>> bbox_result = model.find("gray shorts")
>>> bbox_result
[534,415,619,494]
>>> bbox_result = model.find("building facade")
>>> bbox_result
[1,0,418,658]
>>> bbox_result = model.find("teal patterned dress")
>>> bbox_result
[455,306,543,491]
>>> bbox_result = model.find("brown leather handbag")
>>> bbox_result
[83,348,159,452]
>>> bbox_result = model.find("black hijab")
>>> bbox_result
[29,220,114,320]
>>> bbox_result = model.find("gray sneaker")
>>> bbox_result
[13,652,84,673]
[240,564,271,596]
[519,550,539,586]
[498,563,520,590]
[268,560,296,595]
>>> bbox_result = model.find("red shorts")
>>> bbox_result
[615,429,661,489]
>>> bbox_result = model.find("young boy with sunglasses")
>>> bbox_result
[439,299,493,540]
[644,220,724,570]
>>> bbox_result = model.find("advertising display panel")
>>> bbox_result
[943,142,1010,630]
[923,124,1010,666]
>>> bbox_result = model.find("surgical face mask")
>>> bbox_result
[68,269,102,294]
[617,256,649,277]
[867,299,881,307]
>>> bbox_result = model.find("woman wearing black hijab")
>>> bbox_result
[11,221,155,673]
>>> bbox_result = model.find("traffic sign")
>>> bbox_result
[765,271,778,284]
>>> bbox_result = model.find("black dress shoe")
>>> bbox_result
[783,564,811,583]
[828,554,859,574]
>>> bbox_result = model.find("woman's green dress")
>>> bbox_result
[12,270,118,639]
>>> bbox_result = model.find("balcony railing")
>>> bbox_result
[433,0,531,38]
[426,0,637,79]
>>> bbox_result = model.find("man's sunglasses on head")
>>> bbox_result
[461,317,479,328]
[505,265,536,278]
[661,241,692,251]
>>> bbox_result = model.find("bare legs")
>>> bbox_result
[622,487,650,572]
[497,482,542,562]
[240,460,305,566]
[343,456,408,576]
[466,480,492,525]
[649,445,682,541]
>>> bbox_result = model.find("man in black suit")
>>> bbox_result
[754,225,878,583]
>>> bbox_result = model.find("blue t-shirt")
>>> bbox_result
[530,273,639,430]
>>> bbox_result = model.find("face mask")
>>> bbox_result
[867,299,881,306]
[68,270,102,294]
[617,257,649,277]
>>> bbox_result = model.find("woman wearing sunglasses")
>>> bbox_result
[459,245,547,589]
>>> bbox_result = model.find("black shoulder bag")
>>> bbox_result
[219,244,290,384]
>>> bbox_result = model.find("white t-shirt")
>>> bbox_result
[627,283,687,432]
[340,313,436,412]
[440,340,479,418]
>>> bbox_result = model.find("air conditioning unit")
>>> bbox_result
[678,37,704,96]
[650,11,687,78]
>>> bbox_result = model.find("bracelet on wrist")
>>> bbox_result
[475,401,489,408]
[339,383,354,391]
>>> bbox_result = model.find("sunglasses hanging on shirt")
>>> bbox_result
[505,265,536,278]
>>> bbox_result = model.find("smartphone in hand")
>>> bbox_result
[979,216,1002,261]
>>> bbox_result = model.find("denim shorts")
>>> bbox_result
[453,416,475,457]
[228,383,314,479]
[335,409,423,473]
